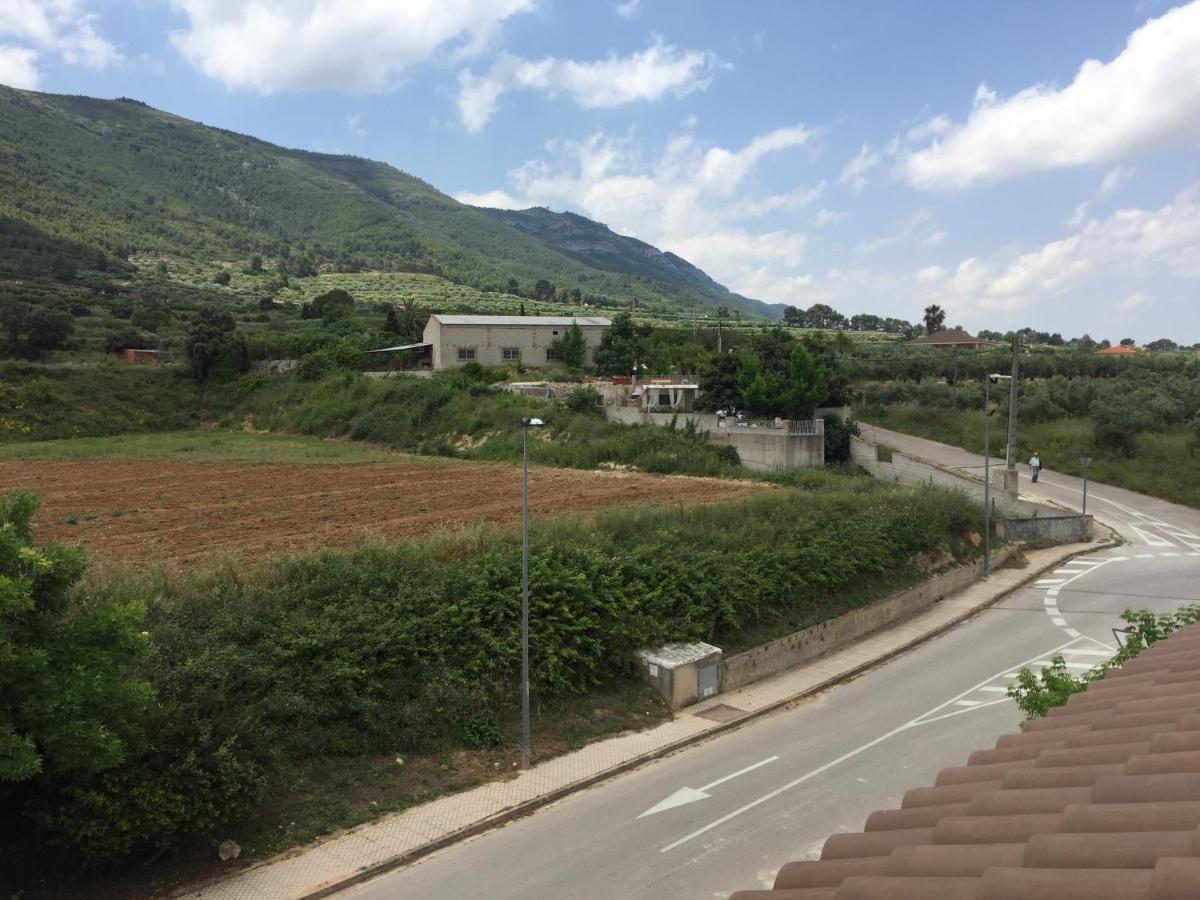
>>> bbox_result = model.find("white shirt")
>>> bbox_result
[1030,456,1041,469]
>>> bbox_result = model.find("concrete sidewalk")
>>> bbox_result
[183,541,1101,900]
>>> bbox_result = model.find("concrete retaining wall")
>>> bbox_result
[999,515,1092,543]
[706,427,824,470]
[720,548,1013,692]
[606,407,824,470]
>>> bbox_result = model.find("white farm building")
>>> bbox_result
[371,314,611,370]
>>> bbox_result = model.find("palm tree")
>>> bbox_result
[923,304,946,335]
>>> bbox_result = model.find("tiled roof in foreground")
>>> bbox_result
[731,623,1200,900]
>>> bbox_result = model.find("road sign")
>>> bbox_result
[1079,456,1092,468]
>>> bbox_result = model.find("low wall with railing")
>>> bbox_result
[849,435,1092,542]
[604,408,825,470]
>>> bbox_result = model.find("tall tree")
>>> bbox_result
[923,304,946,335]
[185,305,237,382]
[551,321,588,368]
[593,312,648,377]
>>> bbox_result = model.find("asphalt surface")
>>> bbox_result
[340,431,1199,899]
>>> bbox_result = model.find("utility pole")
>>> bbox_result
[1004,334,1020,500]
[692,298,698,340]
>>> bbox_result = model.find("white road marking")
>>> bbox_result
[953,700,983,707]
[638,756,779,818]
[1132,527,1176,548]
[1033,659,1092,670]
[980,686,1010,693]
[1060,648,1112,656]
[1160,552,1181,558]
[1135,553,1155,559]
[659,635,1108,853]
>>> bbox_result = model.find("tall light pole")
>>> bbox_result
[520,416,544,768]
[1004,334,1021,498]
[984,374,1011,576]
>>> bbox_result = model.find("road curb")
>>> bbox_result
[256,539,1102,900]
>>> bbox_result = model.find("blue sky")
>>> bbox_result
[3,1,1199,342]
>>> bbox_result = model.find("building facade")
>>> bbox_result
[425,315,611,370]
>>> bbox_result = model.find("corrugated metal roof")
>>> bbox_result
[365,342,432,353]
[430,315,611,327]
[729,622,1200,900]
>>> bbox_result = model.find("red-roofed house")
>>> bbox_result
[907,330,998,350]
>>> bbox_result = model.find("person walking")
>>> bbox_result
[1030,452,1041,483]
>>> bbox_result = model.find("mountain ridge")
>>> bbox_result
[0,86,779,320]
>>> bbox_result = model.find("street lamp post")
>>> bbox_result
[520,416,544,768]
[984,374,1012,576]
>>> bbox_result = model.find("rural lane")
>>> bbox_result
[337,430,1199,900]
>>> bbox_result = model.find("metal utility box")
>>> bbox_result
[634,642,723,710]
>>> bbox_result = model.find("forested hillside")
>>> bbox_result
[478,206,778,318]
[0,86,772,319]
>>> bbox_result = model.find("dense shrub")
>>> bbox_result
[563,387,602,416]
[822,414,860,464]
[295,340,366,381]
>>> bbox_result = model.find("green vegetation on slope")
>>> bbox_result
[0,361,200,441]
[0,86,769,320]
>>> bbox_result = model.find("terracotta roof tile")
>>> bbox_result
[729,624,1200,900]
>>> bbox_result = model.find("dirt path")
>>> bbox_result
[0,458,769,567]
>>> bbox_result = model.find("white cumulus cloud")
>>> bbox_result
[0,44,38,88]
[0,0,118,86]
[902,1,1200,189]
[170,0,534,93]
[457,38,728,132]
[456,188,520,208]
[456,126,817,303]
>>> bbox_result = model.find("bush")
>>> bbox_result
[461,711,503,749]
[295,341,366,381]
[822,415,861,464]
[1009,605,1200,720]
[563,387,601,416]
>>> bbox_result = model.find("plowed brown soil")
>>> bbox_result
[1,458,768,566]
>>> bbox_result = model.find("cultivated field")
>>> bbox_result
[4,456,769,566]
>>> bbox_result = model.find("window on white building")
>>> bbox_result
[502,347,521,362]
[457,347,476,361]
[545,347,562,362]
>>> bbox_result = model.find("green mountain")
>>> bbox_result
[0,86,777,320]
[477,207,780,319]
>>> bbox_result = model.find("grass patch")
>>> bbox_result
[0,430,416,464]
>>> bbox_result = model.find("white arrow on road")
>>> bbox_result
[638,756,779,818]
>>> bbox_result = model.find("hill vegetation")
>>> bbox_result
[0,86,773,322]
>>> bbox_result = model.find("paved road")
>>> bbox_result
[340,432,1199,900]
